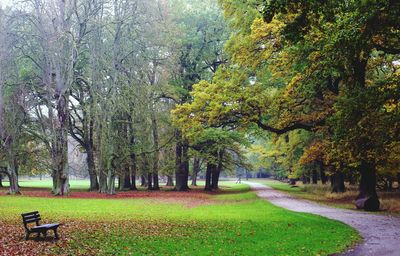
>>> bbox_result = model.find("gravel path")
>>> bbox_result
[245,182,400,256]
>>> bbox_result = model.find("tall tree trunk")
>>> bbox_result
[302,175,309,184]
[397,173,400,190]
[175,130,189,191]
[166,175,174,186]
[98,144,108,194]
[0,168,18,194]
[151,110,160,191]
[5,149,20,194]
[204,163,214,191]
[211,151,223,190]
[120,167,132,191]
[10,158,20,193]
[98,167,108,193]
[87,120,98,191]
[331,172,346,193]
[141,175,147,187]
[131,173,137,190]
[211,165,221,190]
[129,121,137,191]
[311,169,318,184]
[356,161,380,211]
[192,157,200,186]
[152,173,159,190]
[87,147,99,191]
[52,95,70,196]
[0,174,2,187]
[319,162,327,184]
[147,173,153,190]
[130,153,137,190]
[107,158,116,195]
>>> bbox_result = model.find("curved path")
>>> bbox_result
[245,182,400,256]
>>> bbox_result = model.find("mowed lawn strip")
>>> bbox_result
[0,182,359,256]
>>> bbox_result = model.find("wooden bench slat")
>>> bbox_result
[23,216,40,222]
[24,218,41,224]
[21,211,39,217]
[22,213,40,218]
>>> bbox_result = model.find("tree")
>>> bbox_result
[175,0,400,210]
[167,0,229,191]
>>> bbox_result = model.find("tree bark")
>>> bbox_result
[4,149,20,194]
[0,168,19,194]
[204,163,214,191]
[120,167,132,191]
[107,157,116,195]
[166,175,174,186]
[52,95,70,196]
[86,147,99,191]
[129,121,137,191]
[98,166,108,193]
[319,161,327,184]
[211,151,223,190]
[397,173,400,190]
[141,175,147,187]
[151,105,160,190]
[302,174,309,184]
[356,161,380,211]
[147,172,153,190]
[0,174,2,187]
[331,172,346,193]
[191,157,200,186]
[311,169,318,184]
[131,174,137,190]
[130,153,137,190]
[87,119,98,191]
[175,130,189,191]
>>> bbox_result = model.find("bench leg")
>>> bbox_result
[54,228,59,240]
[43,231,47,238]
[25,232,30,241]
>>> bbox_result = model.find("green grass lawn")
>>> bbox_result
[2,179,92,190]
[0,182,359,255]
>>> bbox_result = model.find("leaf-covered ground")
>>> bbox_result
[0,182,359,255]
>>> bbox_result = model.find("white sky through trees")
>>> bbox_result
[0,0,13,8]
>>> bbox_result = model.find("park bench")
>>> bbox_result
[21,211,60,240]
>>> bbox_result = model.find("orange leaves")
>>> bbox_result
[298,140,327,165]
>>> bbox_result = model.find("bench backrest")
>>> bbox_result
[21,211,41,230]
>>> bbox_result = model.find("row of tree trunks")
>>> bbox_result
[205,151,224,191]
[205,163,221,191]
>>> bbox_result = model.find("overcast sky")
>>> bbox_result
[0,0,14,8]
